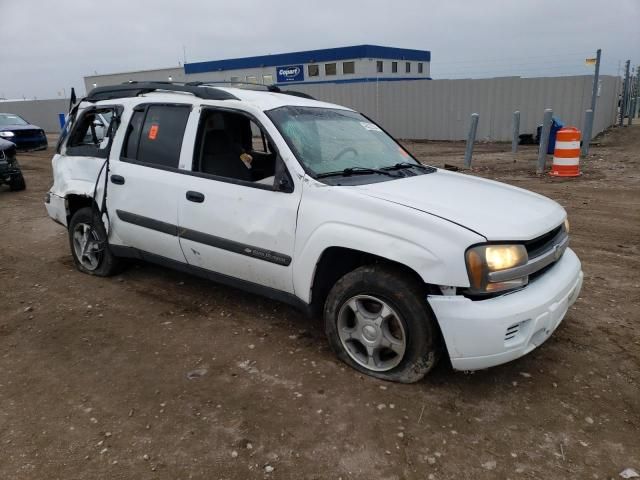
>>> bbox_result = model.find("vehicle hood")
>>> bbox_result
[0,124,42,132]
[352,169,566,241]
[0,138,16,150]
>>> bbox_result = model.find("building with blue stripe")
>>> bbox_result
[184,45,431,86]
[84,45,431,91]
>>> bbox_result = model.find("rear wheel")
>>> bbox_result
[324,264,441,383]
[68,207,123,276]
[9,172,25,191]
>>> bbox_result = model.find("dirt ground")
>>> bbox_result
[1,125,638,480]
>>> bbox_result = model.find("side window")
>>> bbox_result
[343,61,355,75]
[325,63,337,76]
[121,104,190,169]
[308,64,319,77]
[122,110,145,159]
[193,109,289,190]
[66,107,119,158]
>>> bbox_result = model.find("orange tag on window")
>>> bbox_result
[148,124,159,140]
[398,146,409,157]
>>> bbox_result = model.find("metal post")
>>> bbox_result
[635,67,640,118]
[628,72,635,126]
[511,111,520,154]
[582,49,601,156]
[581,109,593,156]
[464,113,479,168]
[620,60,630,127]
[537,108,553,174]
[627,72,636,127]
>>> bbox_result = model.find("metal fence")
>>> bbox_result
[292,75,621,141]
[0,75,622,139]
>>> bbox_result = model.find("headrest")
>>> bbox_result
[205,113,225,131]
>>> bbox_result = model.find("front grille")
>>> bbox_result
[522,223,568,282]
[524,225,563,258]
[12,129,42,138]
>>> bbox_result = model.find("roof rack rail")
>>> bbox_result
[85,81,239,102]
[190,81,316,100]
[189,81,272,91]
[279,89,315,100]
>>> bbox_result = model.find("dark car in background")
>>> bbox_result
[0,113,47,151]
[0,138,25,191]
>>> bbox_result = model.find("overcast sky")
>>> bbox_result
[1,0,638,99]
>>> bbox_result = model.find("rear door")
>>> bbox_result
[106,103,192,263]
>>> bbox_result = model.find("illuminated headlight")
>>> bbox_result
[465,244,528,294]
[564,218,570,234]
[0,131,15,138]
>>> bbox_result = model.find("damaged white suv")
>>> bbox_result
[45,82,583,383]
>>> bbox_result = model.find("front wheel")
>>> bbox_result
[68,207,123,276]
[324,264,441,383]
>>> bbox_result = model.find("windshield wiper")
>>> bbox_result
[316,167,400,179]
[381,162,430,171]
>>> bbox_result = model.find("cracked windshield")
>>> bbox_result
[268,106,417,175]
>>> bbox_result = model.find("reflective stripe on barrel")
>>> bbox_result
[550,127,581,177]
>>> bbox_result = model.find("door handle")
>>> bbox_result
[186,191,205,203]
[110,174,125,185]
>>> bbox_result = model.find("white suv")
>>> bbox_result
[45,82,583,383]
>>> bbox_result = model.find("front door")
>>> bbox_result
[177,107,301,293]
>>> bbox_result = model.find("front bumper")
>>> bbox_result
[3,134,48,151]
[428,248,583,371]
[13,138,48,151]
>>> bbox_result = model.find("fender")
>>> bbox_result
[293,183,485,302]
[50,153,106,199]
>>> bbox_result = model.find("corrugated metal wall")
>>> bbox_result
[1,75,621,139]
[0,99,69,133]
[291,75,621,140]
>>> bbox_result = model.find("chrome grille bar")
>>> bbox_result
[488,234,569,283]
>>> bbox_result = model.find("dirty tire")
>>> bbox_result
[68,207,123,277]
[9,172,26,191]
[324,264,440,383]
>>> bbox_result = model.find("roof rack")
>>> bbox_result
[188,80,272,91]
[85,81,239,102]
[189,81,316,100]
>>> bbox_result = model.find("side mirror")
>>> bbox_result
[277,176,293,193]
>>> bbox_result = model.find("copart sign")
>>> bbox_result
[276,65,304,83]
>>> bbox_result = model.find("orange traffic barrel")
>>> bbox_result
[550,127,581,177]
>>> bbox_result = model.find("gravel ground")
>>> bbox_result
[0,125,638,480]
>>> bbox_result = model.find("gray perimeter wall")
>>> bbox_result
[1,75,621,139]
[292,75,621,140]
[0,99,70,133]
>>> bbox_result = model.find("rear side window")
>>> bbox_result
[122,111,144,159]
[121,104,190,168]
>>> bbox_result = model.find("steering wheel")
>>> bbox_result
[331,147,358,163]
